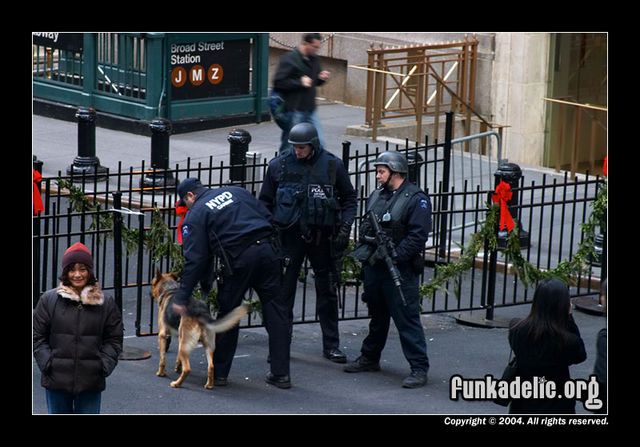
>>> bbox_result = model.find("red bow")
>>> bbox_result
[175,200,188,244]
[492,180,515,232]
[33,169,44,216]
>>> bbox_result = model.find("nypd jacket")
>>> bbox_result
[259,147,357,233]
[174,186,275,306]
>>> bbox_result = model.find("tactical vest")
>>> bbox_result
[364,181,423,245]
[272,149,338,231]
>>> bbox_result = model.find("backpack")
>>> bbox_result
[269,50,306,130]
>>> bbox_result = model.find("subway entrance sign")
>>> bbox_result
[170,39,250,100]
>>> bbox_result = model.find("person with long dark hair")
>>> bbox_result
[507,277,587,413]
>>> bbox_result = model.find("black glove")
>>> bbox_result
[334,224,351,251]
[368,240,397,266]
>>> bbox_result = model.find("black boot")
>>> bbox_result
[343,355,380,373]
[323,348,347,363]
[402,370,428,388]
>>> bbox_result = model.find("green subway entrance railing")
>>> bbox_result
[33,32,270,129]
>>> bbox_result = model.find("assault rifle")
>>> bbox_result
[364,211,407,306]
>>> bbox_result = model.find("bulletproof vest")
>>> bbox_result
[272,149,338,231]
[364,181,423,245]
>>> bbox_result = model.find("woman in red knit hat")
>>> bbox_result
[33,242,123,414]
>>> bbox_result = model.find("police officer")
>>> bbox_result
[172,178,292,389]
[344,152,432,388]
[259,122,357,363]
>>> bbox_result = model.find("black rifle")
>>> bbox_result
[364,211,406,306]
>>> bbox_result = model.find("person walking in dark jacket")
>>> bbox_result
[272,33,330,153]
[507,277,587,413]
[33,242,123,414]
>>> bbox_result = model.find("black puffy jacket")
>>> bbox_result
[33,284,123,395]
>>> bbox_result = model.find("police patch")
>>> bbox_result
[182,225,191,236]
[420,199,429,210]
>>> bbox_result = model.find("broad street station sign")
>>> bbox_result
[170,39,251,100]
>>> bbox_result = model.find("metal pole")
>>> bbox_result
[135,211,145,337]
[494,162,530,249]
[112,192,151,360]
[485,247,498,321]
[341,141,351,167]
[228,129,251,183]
[67,107,107,180]
[141,118,176,190]
[438,111,453,258]
[112,192,123,313]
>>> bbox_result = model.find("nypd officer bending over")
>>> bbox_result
[259,123,357,363]
[345,152,431,388]
[172,178,292,389]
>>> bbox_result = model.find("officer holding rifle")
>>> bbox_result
[345,151,432,388]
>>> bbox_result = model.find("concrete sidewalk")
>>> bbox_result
[32,102,607,416]
[32,297,605,415]
[32,100,376,179]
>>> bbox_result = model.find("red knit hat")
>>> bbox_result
[62,242,94,270]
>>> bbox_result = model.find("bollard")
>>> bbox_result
[494,162,530,249]
[33,156,43,175]
[141,118,176,191]
[228,128,251,183]
[341,141,351,166]
[67,107,107,180]
[406,149,423,185]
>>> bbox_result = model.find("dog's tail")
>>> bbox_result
[200,304,249,348]
[207,304,249,333]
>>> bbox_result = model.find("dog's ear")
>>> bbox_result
[154,267,163,282]
[169,272,179,280]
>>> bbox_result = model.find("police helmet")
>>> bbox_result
[288,122,320,149]
[373,151,408,174]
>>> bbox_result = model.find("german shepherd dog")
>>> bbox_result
[151,269,248,389]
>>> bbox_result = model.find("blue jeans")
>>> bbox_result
[279,109,326,154]
[45,389,102,414]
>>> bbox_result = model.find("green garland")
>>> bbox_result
[420,181,607,298]
[53,178,606,312]
[53,181,227,314]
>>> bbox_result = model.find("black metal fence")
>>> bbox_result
[32,113,605,336]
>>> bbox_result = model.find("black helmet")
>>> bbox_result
[373,151,408,173]
[288,122,320,149]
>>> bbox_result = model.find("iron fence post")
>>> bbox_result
[438,111,453,258]
[135,212,145,337]
[112,191,151,360]
[33,212,41,307]
[485,245,498,321]
[112,192,123,313]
